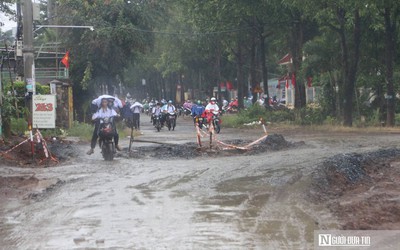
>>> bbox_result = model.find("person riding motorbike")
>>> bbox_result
[191,100,205,128]
[87,98,121,155]
[162,100,177,128]
[183,100,193,114]
[92,94,123,112]
[204,97,220,123]
[151,102,163,125]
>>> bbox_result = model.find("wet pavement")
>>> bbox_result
[1,116,400,249]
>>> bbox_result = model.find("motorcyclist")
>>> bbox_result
[151,102,162,125]
[205,97,220,113]
[191,100,205,128]
[244,96,252,109]
[143,100,150,114]
[92,94,123,112]
[87,98,120,155]
[90,95,123,153]
[229,97,238,109]
[183,99,193,110]
[205,97,220,123]
[162,100,177,126]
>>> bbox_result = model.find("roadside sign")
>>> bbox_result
[32,95,56,128]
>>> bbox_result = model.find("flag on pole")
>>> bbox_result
[307,76,313,88]
[61,51,70,68]
[291,72,296,87]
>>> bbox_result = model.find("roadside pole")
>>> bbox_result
[0,67,2,137]
[23,0,35,159]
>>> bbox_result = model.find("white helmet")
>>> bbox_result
[211,97,216,101]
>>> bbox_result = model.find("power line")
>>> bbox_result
[127,26,254,36]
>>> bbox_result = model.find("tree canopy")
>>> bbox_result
[26,0,400,126]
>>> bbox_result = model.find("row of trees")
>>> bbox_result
[36,1,400,126]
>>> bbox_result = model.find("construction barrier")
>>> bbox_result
[0,129,58,164]
[195,117,269,151]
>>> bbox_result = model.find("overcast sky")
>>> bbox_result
[0,3,17,31]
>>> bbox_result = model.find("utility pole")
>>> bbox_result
[23,0,35,158]
[23,0,34,88]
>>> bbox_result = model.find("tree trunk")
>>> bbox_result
[384,7,396,126]
[259,32,269,102]
[215,44,222,104]
[236,39,245,109]
[250,27,257,104]
[290,13,306,109]
[336,7,361,127]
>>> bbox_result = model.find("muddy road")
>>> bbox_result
[1,117,400,249]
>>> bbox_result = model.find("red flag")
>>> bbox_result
[226,81,233,90]
[291,73,296,87]
[61,51,70,68]
[307,76,313,88]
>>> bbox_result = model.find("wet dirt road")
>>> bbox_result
[1,117,399,249]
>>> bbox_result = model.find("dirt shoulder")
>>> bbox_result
[310,148,400,230]
[0,136,81,167]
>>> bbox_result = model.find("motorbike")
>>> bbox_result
[211,111,221,134]
[144,107,150,116]
[222,104,238,114]
[183,107,192,117]
[98,116,116,161]
[153,114,162,132]
[194,115,205,129]
[166,112,177,131]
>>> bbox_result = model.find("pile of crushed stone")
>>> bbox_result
[311,148,400,199]
[123,134,302,159]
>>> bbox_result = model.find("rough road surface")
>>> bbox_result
[1,116,400,249]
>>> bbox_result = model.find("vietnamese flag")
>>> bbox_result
[61,51,70,68]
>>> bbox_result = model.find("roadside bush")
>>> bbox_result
[298,107,326,125]
[266,109,295,123]
[67,121,93,141]
[11,118,28,135]
[223,106,295,128]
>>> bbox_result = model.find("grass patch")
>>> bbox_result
[67,121,93,141]
[222,106,295,128]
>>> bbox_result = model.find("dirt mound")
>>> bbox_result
[123,133,301,159]
[0,137,81,167]
[310,148,400,229]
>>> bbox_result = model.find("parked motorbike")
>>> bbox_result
[166,112,177,131]
[98,116,116,161]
